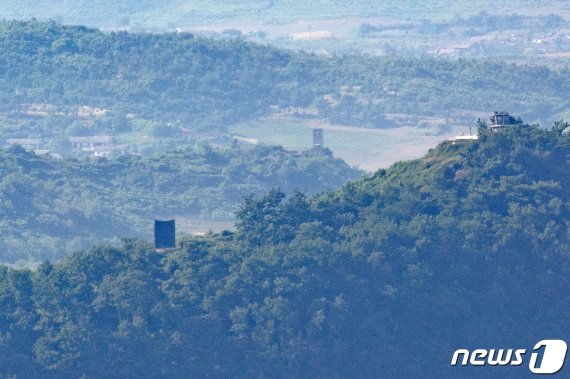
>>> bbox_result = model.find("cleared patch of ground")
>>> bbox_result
[229,115,468,171]
[291,30,332,40]
[170,217,236,235]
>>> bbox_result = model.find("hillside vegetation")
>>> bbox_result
[0,144,360,264]
[5,1,570,67]
[2,20,570,156]
[1,122,569,377]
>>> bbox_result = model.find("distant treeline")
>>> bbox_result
[0,122,569,377]
[359,11,566,36]
[1,20,570,140]
[0,0,557,29]
[0,144,361,263]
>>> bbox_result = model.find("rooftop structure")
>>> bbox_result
[69,135,114,146]
[69,135,118,157]
[451,134,478,144]
[5,138,43,151]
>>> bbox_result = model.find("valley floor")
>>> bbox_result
[229,115,468,171]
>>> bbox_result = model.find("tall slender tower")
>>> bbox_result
[313,128,324,148]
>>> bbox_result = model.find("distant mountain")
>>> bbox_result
[2,19,570,150]
[4,2,570,67]
[0,120,569,377]
[0,144,361,264]
[1,1,566,27]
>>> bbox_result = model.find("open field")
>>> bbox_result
[229,116,467,172]
[172,217,235,235]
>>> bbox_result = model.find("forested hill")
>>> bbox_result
[1,122,569,377]
[0,144,360,264]
[2,20,570,140]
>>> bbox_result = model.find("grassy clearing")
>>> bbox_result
[229,116,466,171]
[174,217,236,235]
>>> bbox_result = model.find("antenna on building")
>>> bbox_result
[155,220,175,251]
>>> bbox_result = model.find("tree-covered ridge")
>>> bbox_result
[4,2,570,68]
[0,144,361,264]
[1,123,569,377]
[0,20,294,128]
[2,20,570,147]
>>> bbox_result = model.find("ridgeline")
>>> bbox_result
[1,122,568,377]
[0,144,361,263]
[2,19,570,150]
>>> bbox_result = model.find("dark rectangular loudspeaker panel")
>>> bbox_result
[155,220,175,249]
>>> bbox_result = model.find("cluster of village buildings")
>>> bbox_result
[3,135,125,157]
[2,111,517,157]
